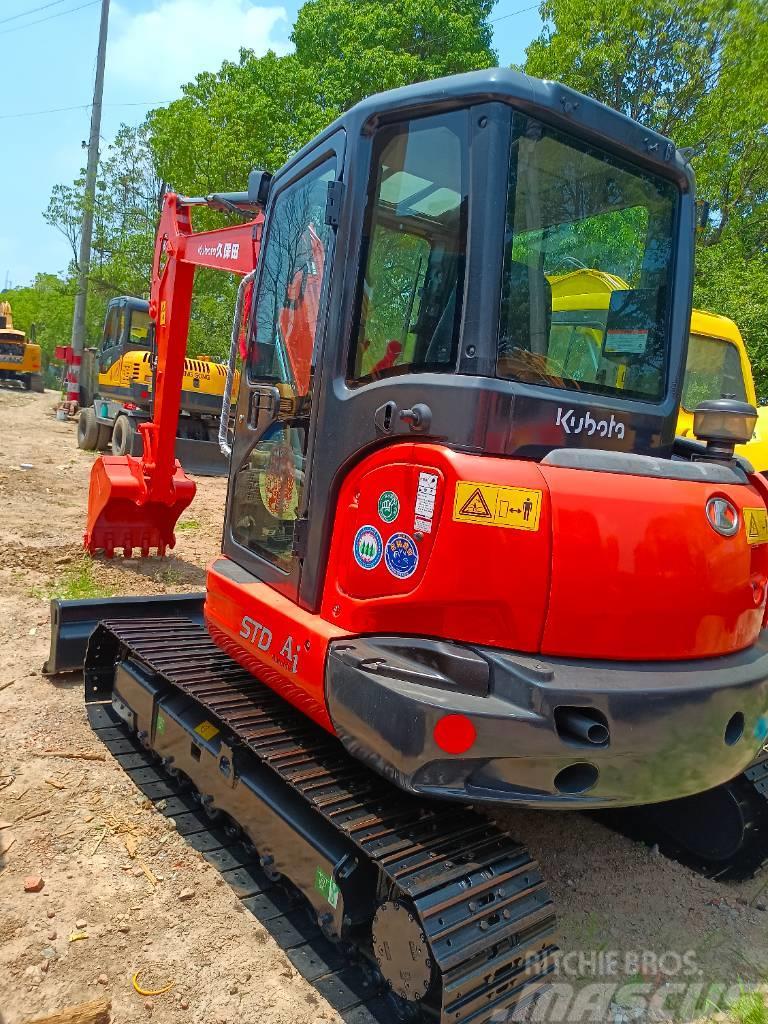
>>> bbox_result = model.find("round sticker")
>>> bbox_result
[258,440,299,521]
[384,532,419,580]
[377,490,400,524]
[353,525,383,570]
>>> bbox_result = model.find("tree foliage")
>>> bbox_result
[0,274,78,378]
[33,0,768,389]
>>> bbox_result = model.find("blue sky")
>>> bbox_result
[0,0,544,287]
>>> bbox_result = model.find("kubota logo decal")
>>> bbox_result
[198,241,241,260]
[556,407,626,439]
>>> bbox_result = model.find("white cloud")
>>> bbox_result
[109,0,291,97]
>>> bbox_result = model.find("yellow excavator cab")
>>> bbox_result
[548,269,768,471]
[77,295,238,476]
[0,300,43,391]
[676,310,768,470]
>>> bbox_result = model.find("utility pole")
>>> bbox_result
[66,0,110,407]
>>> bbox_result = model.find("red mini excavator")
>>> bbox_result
[47,69,768,1022]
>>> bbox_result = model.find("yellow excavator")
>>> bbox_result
[76,295,239,475]
[548,269,768,470]
[0,301,44,391]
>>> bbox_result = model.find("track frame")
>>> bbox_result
[85,617,559,1024]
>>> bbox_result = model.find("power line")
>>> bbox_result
[0,103,89,120]
[0,100,173,120]
[0,0,99,35]
[0,0,69,26]
[489,2,540,23]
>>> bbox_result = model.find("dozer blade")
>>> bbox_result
[171,437,230,477]
[83,454,196,558]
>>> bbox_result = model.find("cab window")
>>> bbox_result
[102,306,120,350]
[349,110,468,383]
[129,310,151,346]
[498,115,678,402]
[682,333,747,410]
[247,160,337,398]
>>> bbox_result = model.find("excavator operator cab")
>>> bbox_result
[98,296,153,375]
[201,68,768,813]
[223,68,696,609]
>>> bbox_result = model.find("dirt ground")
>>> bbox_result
[1,386,767,1024]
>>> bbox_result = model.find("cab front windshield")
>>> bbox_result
[499,116,678,401]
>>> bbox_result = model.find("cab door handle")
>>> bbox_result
[248,385,280,428]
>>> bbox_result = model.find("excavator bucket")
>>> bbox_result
[84,455,196,557]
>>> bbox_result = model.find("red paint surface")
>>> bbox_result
[539,463,768,659]
[205,560,348,731]
[322,443,553,652]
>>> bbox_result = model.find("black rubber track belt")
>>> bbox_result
[597,753,768,882]
[84,618,559,1024]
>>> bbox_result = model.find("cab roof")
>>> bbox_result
[278,67,694,192]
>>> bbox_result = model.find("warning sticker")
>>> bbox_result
[453,481,542,532]
[194,720,220,741]
[415,472,438,519]
[744,507,768,546]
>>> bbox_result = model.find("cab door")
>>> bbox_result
[97,302,127,393]
[222,134,344,601]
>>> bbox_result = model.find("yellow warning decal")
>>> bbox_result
[194,720,220,741]
[453,481,542,531]
[744,507,768,546]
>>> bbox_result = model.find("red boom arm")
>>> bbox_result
[83,191,264,556]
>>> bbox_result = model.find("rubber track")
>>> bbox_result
[597,751,768,882]
[85,618,559,1024]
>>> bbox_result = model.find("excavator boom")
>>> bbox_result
[84,191,264,556]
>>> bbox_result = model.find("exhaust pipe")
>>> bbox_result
[555,708,609,747]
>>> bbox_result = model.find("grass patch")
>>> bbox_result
[157,566,183,586]
[176,519,201,532]
[726,986,768,1024]
[47,557,115,601]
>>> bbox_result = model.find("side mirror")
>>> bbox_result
[693,399,757,461]
[248,168,273,207]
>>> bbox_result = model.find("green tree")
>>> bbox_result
[0,274,78,375]
[291,0,496,111]
[148,0,496,196]
[140,0,498,357]
[41,124,163,351]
